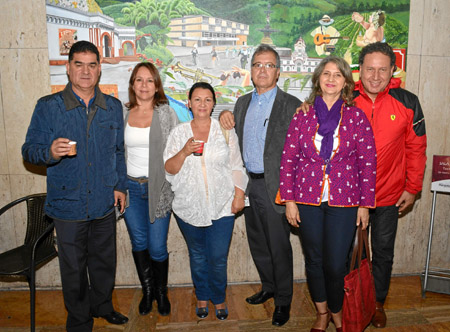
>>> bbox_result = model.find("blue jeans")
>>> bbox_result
[297,202,357,313]
[124,178,170,261]
[175,214,235,304]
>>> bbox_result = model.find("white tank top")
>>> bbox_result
[125,123,150,177]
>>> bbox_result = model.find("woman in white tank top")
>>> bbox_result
[123,63,178,317]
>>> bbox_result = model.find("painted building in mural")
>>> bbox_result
[46,0,136,65]
[168,15,249,48]
[277,37,322,74]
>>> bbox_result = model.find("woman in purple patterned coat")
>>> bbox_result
[278,56,376,332]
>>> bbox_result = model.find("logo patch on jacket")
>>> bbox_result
[390,115,396,121]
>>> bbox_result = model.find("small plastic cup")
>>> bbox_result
[68,141,77,156]
[193,140,205,156]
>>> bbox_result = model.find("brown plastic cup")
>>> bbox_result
[68,141,77,156]
[193,140,205,156]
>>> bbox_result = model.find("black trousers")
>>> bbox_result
[369,205,399,303]
[244,178,293,306]
[54,211,117,332]
[298,203,357,313]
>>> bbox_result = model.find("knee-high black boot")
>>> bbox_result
[152,258,171,316]
[132,250,154,315]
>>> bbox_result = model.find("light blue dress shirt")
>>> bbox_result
[243,86,278,173]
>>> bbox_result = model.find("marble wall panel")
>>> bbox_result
[0,0,48,49]
[420,0,450,57]
[0,90,8,174]
[227,214,258,283]
[405,54,421,95]
[408,0,425,56]
[115,219,138,285]
[416,55,450,269]
[429,194,450,268]
[291,232,306,281]
[0,175,14,252]
[1,49,51,176]
[166,215,191,285]
[418,56,450,155]
[9,174,47,201]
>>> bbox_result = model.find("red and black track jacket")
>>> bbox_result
[354,78,427,207]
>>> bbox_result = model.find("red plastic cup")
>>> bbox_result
[193,140,205,156]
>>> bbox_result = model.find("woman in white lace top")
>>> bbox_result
[164,82,248,320]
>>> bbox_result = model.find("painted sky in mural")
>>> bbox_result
[47,0,411,111]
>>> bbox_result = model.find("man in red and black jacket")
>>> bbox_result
[354,42,427,328]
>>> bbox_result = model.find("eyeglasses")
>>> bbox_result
[251,63,278,69]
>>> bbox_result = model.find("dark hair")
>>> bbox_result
[126,62,168,109]
[359,42,396,70]
[251,44,281,68]
[68,40,100,63]
[188,82,216,106]
[306,55,355,106]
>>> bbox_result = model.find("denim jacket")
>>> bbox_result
[22,84,127,221]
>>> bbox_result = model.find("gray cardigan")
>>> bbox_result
[124,103,179,222]
[233,87,302,214]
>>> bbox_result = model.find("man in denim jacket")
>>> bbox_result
[22,41,128,332]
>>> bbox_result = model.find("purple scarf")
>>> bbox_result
[314,96,343,172]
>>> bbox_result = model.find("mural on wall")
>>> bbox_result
[46,0,411,113]
[59,29,78,55]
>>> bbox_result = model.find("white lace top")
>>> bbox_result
[164,118,248,227]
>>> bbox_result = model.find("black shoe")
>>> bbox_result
[215,305,228,320]
[245,290,274,305]
[196,306,209,319]
[99,311,129,325]
[272,305,290,327]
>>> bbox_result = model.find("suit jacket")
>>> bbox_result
[233,87,302,214]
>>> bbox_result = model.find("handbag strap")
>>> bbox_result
[220,124,230,145]
[349,225,371,271]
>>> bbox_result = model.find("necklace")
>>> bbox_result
[140,108,151,114]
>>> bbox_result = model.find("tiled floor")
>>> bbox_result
[0,276,449,331]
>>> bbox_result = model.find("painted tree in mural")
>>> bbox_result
[120,0,205,48]
[114,0,206,65]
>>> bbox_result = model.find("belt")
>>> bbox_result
[248,172,264,179]
[128,175,148,184]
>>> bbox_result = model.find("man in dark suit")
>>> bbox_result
[220,44,302,327]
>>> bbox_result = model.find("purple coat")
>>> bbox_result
[279,105,376,207]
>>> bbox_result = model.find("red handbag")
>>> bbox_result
[342,225,376,332]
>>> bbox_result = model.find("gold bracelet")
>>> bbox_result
[234,195,244,199]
